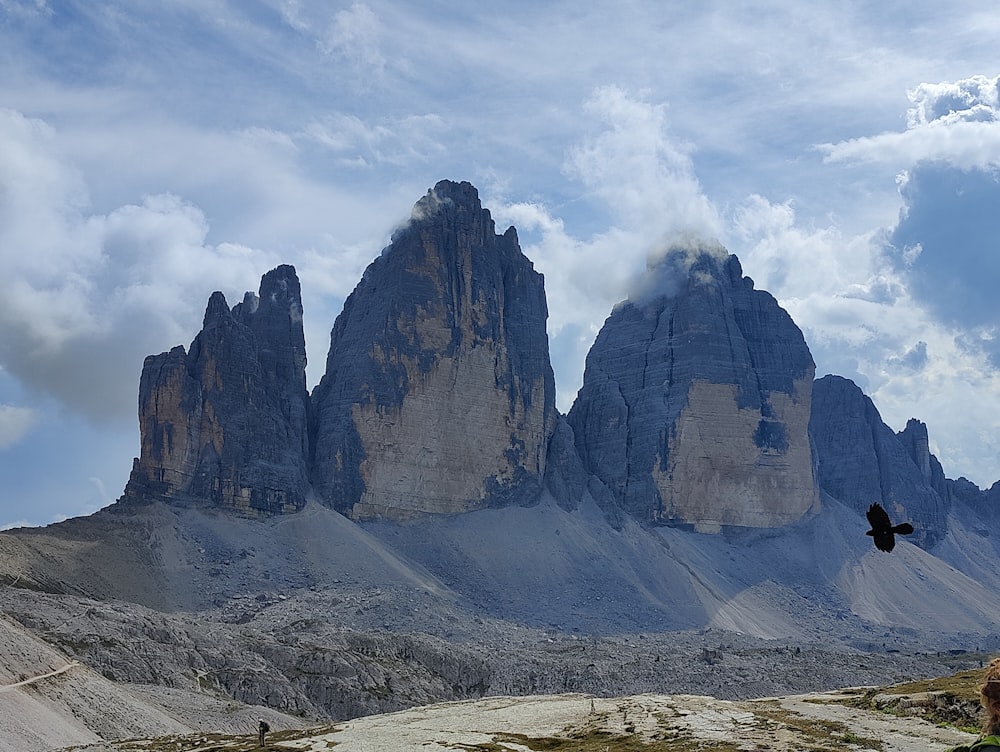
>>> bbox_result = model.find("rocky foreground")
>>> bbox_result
[61,685,980,752]
[1,574,992,752]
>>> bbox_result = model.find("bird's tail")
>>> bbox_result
[892,523,914,536]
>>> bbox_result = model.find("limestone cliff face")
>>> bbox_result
[809,375,947,546]
[567,248,818,531]
[122,265,310,516]
[310,180,557,519]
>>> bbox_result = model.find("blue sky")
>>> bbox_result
[2,1,999,528]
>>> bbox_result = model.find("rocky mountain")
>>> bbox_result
[310,180,557,519]
[121,265,310,516]
[567,246,818,530]
[809,375,948,547]
[113,179,996,537]
[3,178,1000,750]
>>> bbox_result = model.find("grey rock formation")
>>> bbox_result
[567,247,818,530]
[809,375,947,546]
[310,180,557,519]
[122,265,310,516]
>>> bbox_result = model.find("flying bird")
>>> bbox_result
[865,502,914,552]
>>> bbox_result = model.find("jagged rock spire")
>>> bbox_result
[122,265,310,516]
[310,180,558,519]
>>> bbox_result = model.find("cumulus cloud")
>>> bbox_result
[494,199,640,410]
[0,404,37,449]
[566,86,722,248]
[492,87,724,409]
[822,77,1000,368]
[907,75,1000,128]
[0,109,279,422]
[886,162,1000,365]
[821,74,1000,169]
[730,191,1000,487]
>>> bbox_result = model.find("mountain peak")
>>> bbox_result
[628,243,740,305]
[122,266,310,516]
[570,242,818,529]
[407,179,483,223]
[310,182,557,519]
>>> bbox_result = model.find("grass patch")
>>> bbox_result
[752,704,883,751]
[836,668,985,732]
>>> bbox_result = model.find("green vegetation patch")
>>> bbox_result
[837,668,984,733]
[752,704,883,752]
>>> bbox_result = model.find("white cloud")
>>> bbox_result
[821,74,1000,170]
[0,108,280,421]
[319,2,385,74]
[492,87,726,410]
[0,519,33,531]
[0,404,37,449]
[566,86,722,248]
[906,75,1000,127]
[304,112,446,168]
[730,191,1000,487]
[278,0,310,33]
[0,0,50,20]
[493,199,641,411]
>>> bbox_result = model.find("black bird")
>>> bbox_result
[865,502,914,552]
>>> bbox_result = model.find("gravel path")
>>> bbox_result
[0,660,80,693]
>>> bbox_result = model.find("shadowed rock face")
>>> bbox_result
[310,180,558,519]
[568,248,818,530]
[810,375,947,547]
[122,265,310,516]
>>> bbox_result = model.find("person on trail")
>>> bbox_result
[946,658,1000,752]
[258,719,270,748]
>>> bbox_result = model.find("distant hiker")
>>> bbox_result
[946,658,1000,751]
[258,719,270,748]
[865,502,914,552]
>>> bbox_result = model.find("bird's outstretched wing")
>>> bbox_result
[866,502,891,531]
[865,502,914,552]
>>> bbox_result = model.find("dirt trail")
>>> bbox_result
[0,661,80,693]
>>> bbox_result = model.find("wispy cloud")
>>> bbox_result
[0,404,37,449]
[304,112,446,168]
[0,0,50,20]
[319,2,385,74]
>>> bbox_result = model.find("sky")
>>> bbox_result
[1,1,999,529]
